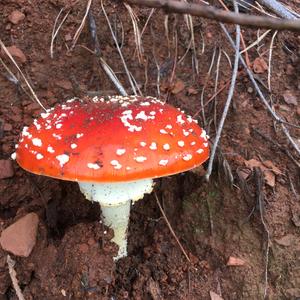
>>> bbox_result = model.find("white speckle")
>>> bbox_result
[200,130,208,141]
[41,112,50,119]
[21,126,32,139]
[140,142,147,147]
[190,141,196,146]
[76,133,84,138]
[33,120,41,130]
[183,129,189,136]
[116,149,126,156]
[15,144,19,149]
[183,154,192,161]
[176,115,185,125]
[135,111,148,121]
[36,153,43,160]
[53,133,62,140]
[56,123,63,129]
[11,152,16,160]
[204,143,208,147]
[178,141,185,147]
[135,156,147,163]
[159,159,168,166]
[160,129,168,134]
[149,142,157,150]
[104,230,107,234]
[32,138,42,147]
[56,154,69,167]
[196,148,204,154]
[165,124,172,129]
[110,160,122,169]
[47,146,55,153]
[126,166,131,171]
[46,125,52,130]
[71,143,77,149]
[150,111,156,115]
[140,101,150,106]
[163,143,170,151]
[87,163,101,170]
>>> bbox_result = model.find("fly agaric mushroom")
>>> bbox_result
[13,96,209,260]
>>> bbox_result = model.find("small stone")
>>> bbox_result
[64,33,72,41]
[78,243,89,253]
[0,213,39,257]
[4,45,27,63]
[283,90,298,106]
[55,79,72,90]
[0,160,14,179]
[227,256,246,266]
[8,10,25,25]
[3,123,12,131]
[247,87,253,93]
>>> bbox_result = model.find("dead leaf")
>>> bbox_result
[171,80,185,94]
[283,90,298,106]
[264,170,275,187]
[244,159,279,187]
[253,57,268,74]
[3,45,27,63]
[227,256,246,266]
[187,87,198,95]
[147,277,162,300]
[210,291,224,300]
[275,234,296,247]
[262,160,282,175]
[237,168,251,180]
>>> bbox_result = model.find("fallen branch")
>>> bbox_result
[205,0,241,181]
[125,0,300,31]
[256,0,298,19]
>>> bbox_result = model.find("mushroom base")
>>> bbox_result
[78,179,154,259]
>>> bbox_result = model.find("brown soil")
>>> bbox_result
[1,0,300,299]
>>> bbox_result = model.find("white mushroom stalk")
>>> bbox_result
[79,179,154,260]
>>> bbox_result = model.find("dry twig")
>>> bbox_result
[71,0,92,50]
[101,0,139,95]
[154,192,191,263]
[205,1,241,181]
[0,40,46,111]
[88,11,127,96]
[7,255,25,300]
[254,168,270,299]
[50,8,70,58]
[125,0,300,31]
[220,24,300,156]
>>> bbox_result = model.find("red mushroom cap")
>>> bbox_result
[15,96,209,182]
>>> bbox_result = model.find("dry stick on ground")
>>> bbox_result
[88,11,128,96]
[71,0,92,50]
[205,1,241,181]
[256,0,298,19]
[50,8,71,58]
[267,30,278,91]
[154,192,191,263]
[124,3,144,63]
[253,128,300,168]
[220,24,300,156]
[254,168,270,299]
[7,255,25,300]
[125,0,300,31]
[101,0,139,95]
[0,40,46,111]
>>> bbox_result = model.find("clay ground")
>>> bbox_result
[0,0,300,299]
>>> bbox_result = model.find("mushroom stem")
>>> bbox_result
[78,179,154,260]
[101,200,131,260]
